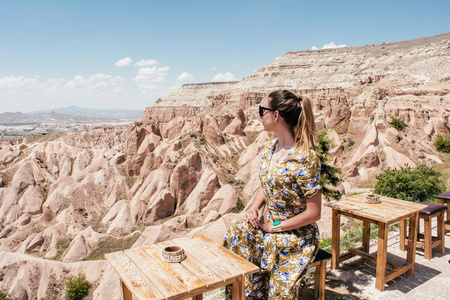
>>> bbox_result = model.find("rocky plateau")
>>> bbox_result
[0,33,449,299]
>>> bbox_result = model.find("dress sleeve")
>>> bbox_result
[294,152,321,199]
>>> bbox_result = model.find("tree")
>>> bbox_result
[316,130,342,200]
[66,273,90,300]
[388,115,407,131]
[434,133,450,153]
[374,164,445,202]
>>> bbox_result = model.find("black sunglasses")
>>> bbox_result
[259,105,275,117]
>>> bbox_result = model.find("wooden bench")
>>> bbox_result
[436,192,450,231]
[400,202,447,259]
[297,249,332,300]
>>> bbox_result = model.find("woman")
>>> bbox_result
[223,90,322,299]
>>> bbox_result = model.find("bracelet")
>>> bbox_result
[272,221,283,233]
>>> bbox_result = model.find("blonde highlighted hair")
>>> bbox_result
[268,90,317,154]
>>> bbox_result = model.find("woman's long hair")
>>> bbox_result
[268,90,317,154]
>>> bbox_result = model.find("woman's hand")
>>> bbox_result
[243,207,262,228]
[258,216,273,233]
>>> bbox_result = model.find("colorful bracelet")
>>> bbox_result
[273,221,283,232]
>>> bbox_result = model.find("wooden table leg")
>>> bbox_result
[193,294,203,300]
[331,209,341,269]
[406,213,419,276]
[375,223,388,291]
[362,221,370,253]
[438,212,445,254]
[399,219,407,251]
[438,199,450,230]
[121,280,132,300]
[231,277,245,300]
[424,215,432,260]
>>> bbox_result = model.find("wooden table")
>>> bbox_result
[436,191,450,230]
[324,193,427,291]
[105,233,259,300]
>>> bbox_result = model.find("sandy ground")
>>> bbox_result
[316,220,450,300]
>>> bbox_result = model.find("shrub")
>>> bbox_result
[0,292,14,300]
[374,164,446,202]
[317,130,342,200]
[234,199,245,213]
[388,115,407,131]
[65,273,90,300]
[434,133,450,153]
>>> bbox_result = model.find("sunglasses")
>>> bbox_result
[259,105,275,117]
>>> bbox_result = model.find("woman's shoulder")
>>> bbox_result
[262,139,278,152]
[291,148,320,163]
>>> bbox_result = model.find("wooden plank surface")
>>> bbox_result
[156,240,226,287]
[324,193,427,223]
[142,242,207,295]
[124,247,188,299]
[190,234,259,276]
[173,237,239,281]
[105,251,165,300]
[106,234,255,300]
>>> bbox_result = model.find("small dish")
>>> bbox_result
[161,246,186,263]
[365,194,381,204]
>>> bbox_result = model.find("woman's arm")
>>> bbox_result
[243,186,265,228]
[259,191,322,233]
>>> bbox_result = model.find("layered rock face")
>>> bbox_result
[144,32,450,181]
[143,82,239,122]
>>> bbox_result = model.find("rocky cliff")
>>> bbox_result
[144,32,450,181]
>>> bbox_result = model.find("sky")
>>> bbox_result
[0,0,449,113]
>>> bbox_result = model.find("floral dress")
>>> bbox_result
[223,139,321,299]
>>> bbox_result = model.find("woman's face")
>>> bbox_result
[261,98,276,132]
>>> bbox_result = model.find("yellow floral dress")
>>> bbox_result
[223,139,321,299]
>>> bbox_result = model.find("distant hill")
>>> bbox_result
[0,111,125,125]
[28,105,144,120]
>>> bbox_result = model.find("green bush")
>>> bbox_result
[317,130,342,200]
[434,133,450,153]
[374,164,446,202]
[388,115,407,131]
[65,273,90,300]
[234,199,245,213]
[0,292,14,300]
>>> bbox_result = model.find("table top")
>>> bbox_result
[324,193,427,224]
[105,233,259,300]
[436,192,450,200]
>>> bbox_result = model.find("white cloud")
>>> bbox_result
[323,42,347,49]
[115,57,132,67]
[210,67,217,71]
[134,59,159,67]
[113,87,125,94]
[212,72,237,82]
[312,42,347,50]
[65,73,122,89]
[177,72,194,82]
[0,76,39,88]
[134,66,171,90]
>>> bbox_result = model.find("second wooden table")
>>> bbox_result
[325,193,427,291]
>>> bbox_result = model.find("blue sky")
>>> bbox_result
[0,0,448,113]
